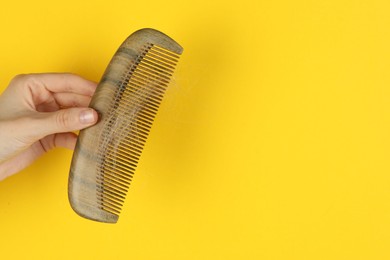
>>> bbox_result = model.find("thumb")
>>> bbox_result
[32,108,98,139]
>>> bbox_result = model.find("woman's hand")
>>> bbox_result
[0,73,98,180]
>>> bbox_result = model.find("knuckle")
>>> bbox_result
[10,74,28,84]
[11,74,39,89]
[55,111,72,129]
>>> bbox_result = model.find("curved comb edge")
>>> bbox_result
[68,117,122,224]
[69,161,119,224]
[128,28,183,55]
[68,196,119,224]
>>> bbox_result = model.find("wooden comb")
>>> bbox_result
[68,28,183,223]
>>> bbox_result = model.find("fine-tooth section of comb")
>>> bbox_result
[68,28,183,223]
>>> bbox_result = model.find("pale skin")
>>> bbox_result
[0,73,98,180]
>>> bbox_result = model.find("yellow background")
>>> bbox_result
[0,0,390,259]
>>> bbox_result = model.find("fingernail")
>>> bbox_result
[80,109,96,124]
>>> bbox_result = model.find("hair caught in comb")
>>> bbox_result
[68,28,183,223]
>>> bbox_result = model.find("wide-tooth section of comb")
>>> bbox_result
[68,29,183,223]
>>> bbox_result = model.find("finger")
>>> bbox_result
[0,74,97,118]
[15,73,97,96]
[54,132,78,150]
[53,93,93,108]
[40,132,78,151]
[36,93,93,112]
[24,108,98,141]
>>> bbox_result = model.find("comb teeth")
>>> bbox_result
[68,29,183,223]
[98,43,180,216]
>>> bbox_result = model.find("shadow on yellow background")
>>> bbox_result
[1,0,390,259]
